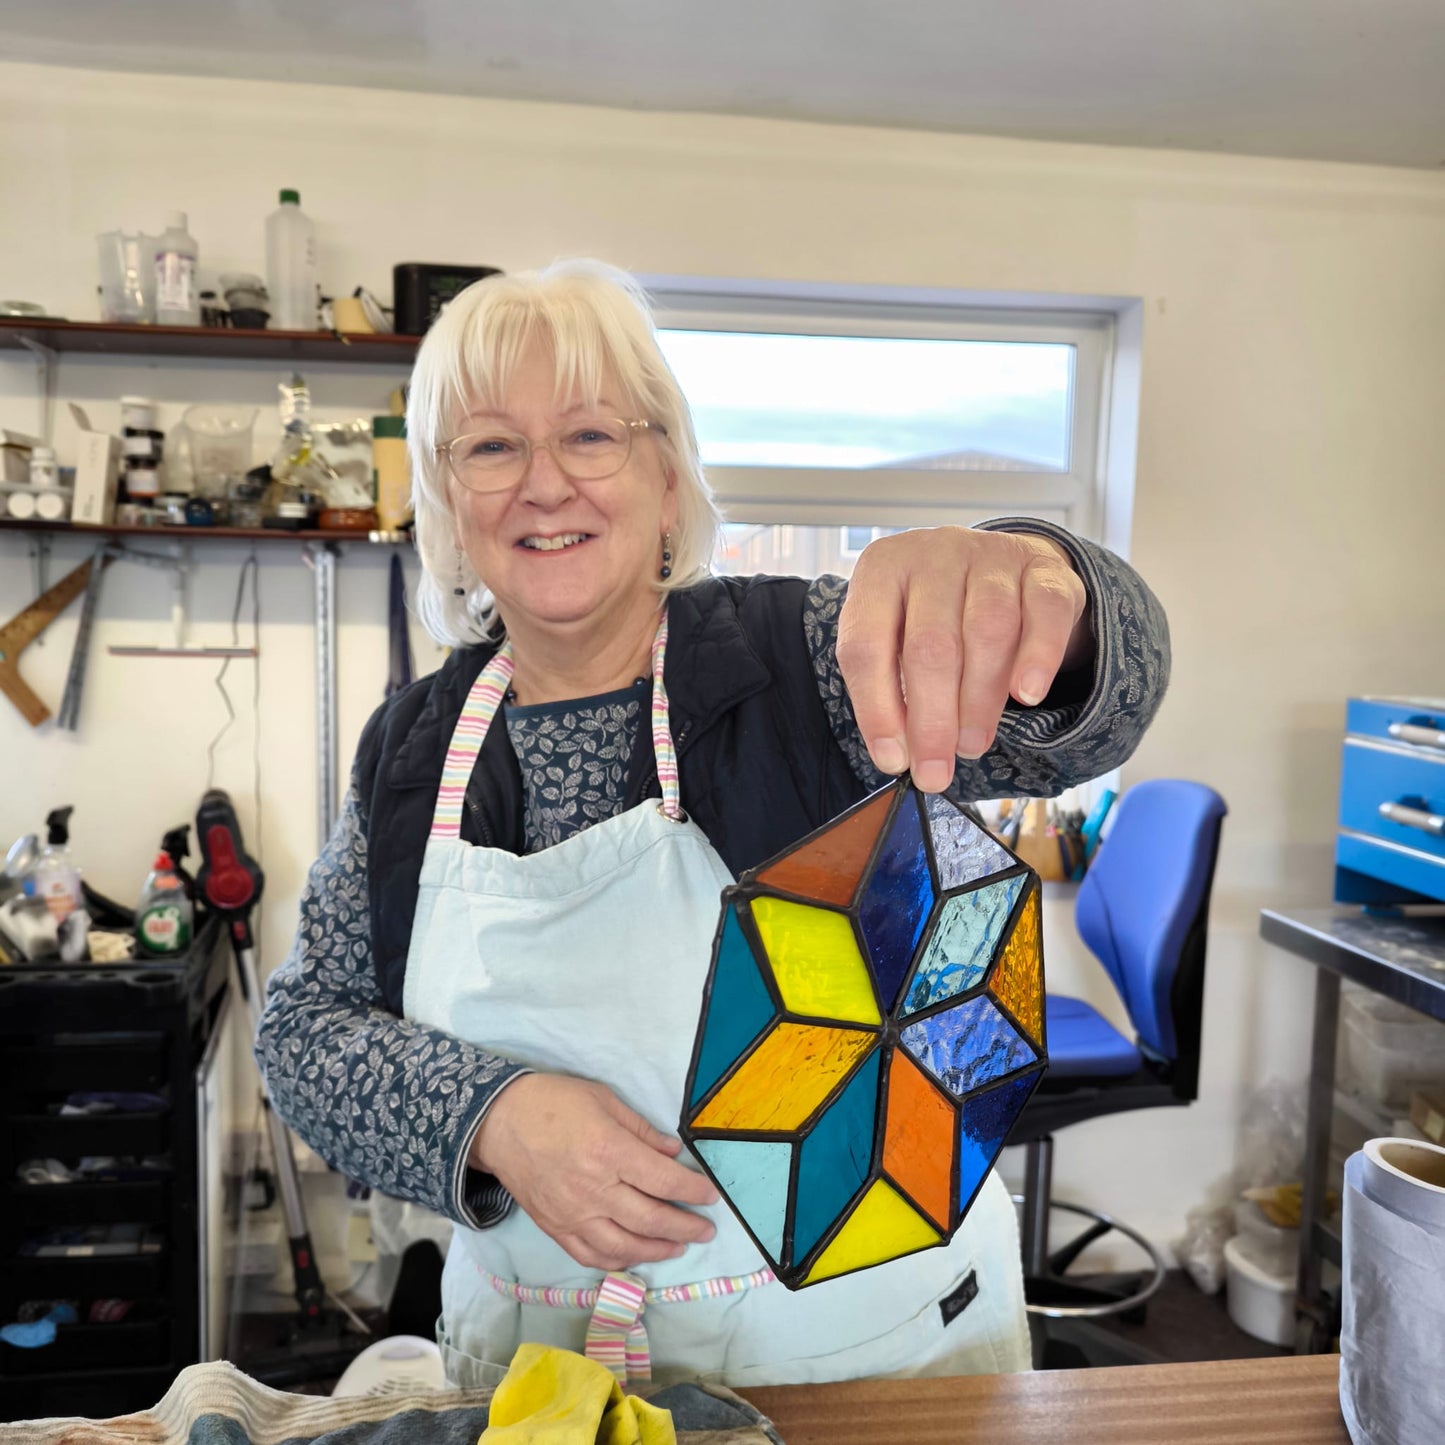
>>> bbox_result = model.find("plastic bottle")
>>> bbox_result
[265,189,318,332]
[136,851,194,956]
[26,807,84,924]
[154,211,200,326]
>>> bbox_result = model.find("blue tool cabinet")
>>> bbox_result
[1337,696,1445,906]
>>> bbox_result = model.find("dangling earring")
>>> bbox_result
[453,546,467,597]
[659,532,673,581]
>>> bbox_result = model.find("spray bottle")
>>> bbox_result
[28,807,84,925]
[136,850,194,956]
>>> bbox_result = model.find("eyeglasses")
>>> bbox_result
[436,417,667,494]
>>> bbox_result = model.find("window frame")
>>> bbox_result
[649,287,1116,542]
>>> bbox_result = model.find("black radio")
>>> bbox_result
[392,262,503,335]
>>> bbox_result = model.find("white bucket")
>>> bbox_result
[1223,1233,1295,1346]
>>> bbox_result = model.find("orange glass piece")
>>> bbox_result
[881,1049,955,1229]
[755,790,895,908]
[691,1022,877,1132]
[988,881,1043,1047]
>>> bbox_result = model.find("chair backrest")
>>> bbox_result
[1074,780,1227,1089]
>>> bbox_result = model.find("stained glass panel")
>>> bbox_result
[750,896,881,1025]
[755,790,894,907]
[881,1049,955,1229]
[689,906,777,1109]
[899,995,1037,1097]
[683,778,1045,1289]
[901,873,1028,1016]
[857,792,935,1012]
[692,1021,876,1131]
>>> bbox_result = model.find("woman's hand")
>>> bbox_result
[468,1074,720,1270]
[836,527,1091,793]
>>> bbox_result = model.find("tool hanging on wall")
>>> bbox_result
[0,543,260,730]
[0,553,111,726]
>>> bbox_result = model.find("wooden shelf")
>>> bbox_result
[0,316,419,365]
[0,518,407,545]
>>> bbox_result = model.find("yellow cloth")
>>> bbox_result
[479,1343,677,1445]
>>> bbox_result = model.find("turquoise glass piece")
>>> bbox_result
[923,791,1019,891]
[899,995,1036,1097]
[791,1047,881,1267]
[955,1072,1039,1216]
[857,794,936,1013]
[901,873,1028,1016]
[689,905,776,1109]
[695,1138,793,1262]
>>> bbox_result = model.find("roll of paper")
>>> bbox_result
[1341,1138,1445,1444]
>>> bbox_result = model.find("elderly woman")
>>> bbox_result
[256,260,1169,1389]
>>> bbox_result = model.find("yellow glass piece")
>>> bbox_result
[750,897,882,1026]
[988,883,1043,1047]
[691,1022,877,1132]
[802,1178,942,1284]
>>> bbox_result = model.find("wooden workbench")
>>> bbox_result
[742,1353,1347,1444]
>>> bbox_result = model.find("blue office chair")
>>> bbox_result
[1013,779,1228,1335]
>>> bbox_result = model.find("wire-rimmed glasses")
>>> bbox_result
[436,417,667,494]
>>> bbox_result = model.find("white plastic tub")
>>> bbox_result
[1224,1234,1296,1347]
[1340,984,1445,1109]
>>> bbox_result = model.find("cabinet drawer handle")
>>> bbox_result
[1387,722,1445,749]
[1379,801,1445,837]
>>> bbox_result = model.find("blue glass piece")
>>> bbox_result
[857,794,936,1014]
[956,1072,1039,1218]
[902,874,1028,1016]
[900,996,1037,1097]
[923,791,1019,891]
[695,1138,792,1263]
[791,1048,881,1267]
[689,906,776,1110]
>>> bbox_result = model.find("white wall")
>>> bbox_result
[3,61,1444,1256]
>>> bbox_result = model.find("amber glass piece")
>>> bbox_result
[801,1178,941,1284]
[750,896,881,1025]
[691,1022,877,1132]
[988,882,1043,1048]
[755,790,895,908]
[881,1049,955,1229]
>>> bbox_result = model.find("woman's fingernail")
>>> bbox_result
[1017,670,1050,706]
[955,728,987,759]
[871,738,907,774]
[913,759,952,792]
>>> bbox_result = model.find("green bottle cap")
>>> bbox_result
[373,416,406,439]
[279,188,300,205]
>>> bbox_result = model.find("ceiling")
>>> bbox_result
[5,0,1445,170]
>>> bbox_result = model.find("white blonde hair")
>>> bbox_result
[406,258,722,646]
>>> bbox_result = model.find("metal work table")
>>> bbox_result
[1258,905,1445,1353]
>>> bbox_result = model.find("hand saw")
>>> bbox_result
[0,554,112,727]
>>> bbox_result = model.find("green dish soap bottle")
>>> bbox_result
[136,851,194,956]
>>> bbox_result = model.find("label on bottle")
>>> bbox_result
[139,903,191,953]
[38,877,80,923]
[155,251,196,313]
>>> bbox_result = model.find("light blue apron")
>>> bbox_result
[404,613,1031,1388]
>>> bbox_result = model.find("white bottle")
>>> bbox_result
[154,211,200,326]
[266,189,318,331]
[26,807,85,925]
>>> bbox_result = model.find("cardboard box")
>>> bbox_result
[68,402,121,526]
[1409,1089,1445,1144]
[1,428,40,485]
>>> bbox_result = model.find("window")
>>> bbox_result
[648,284,1119,575]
